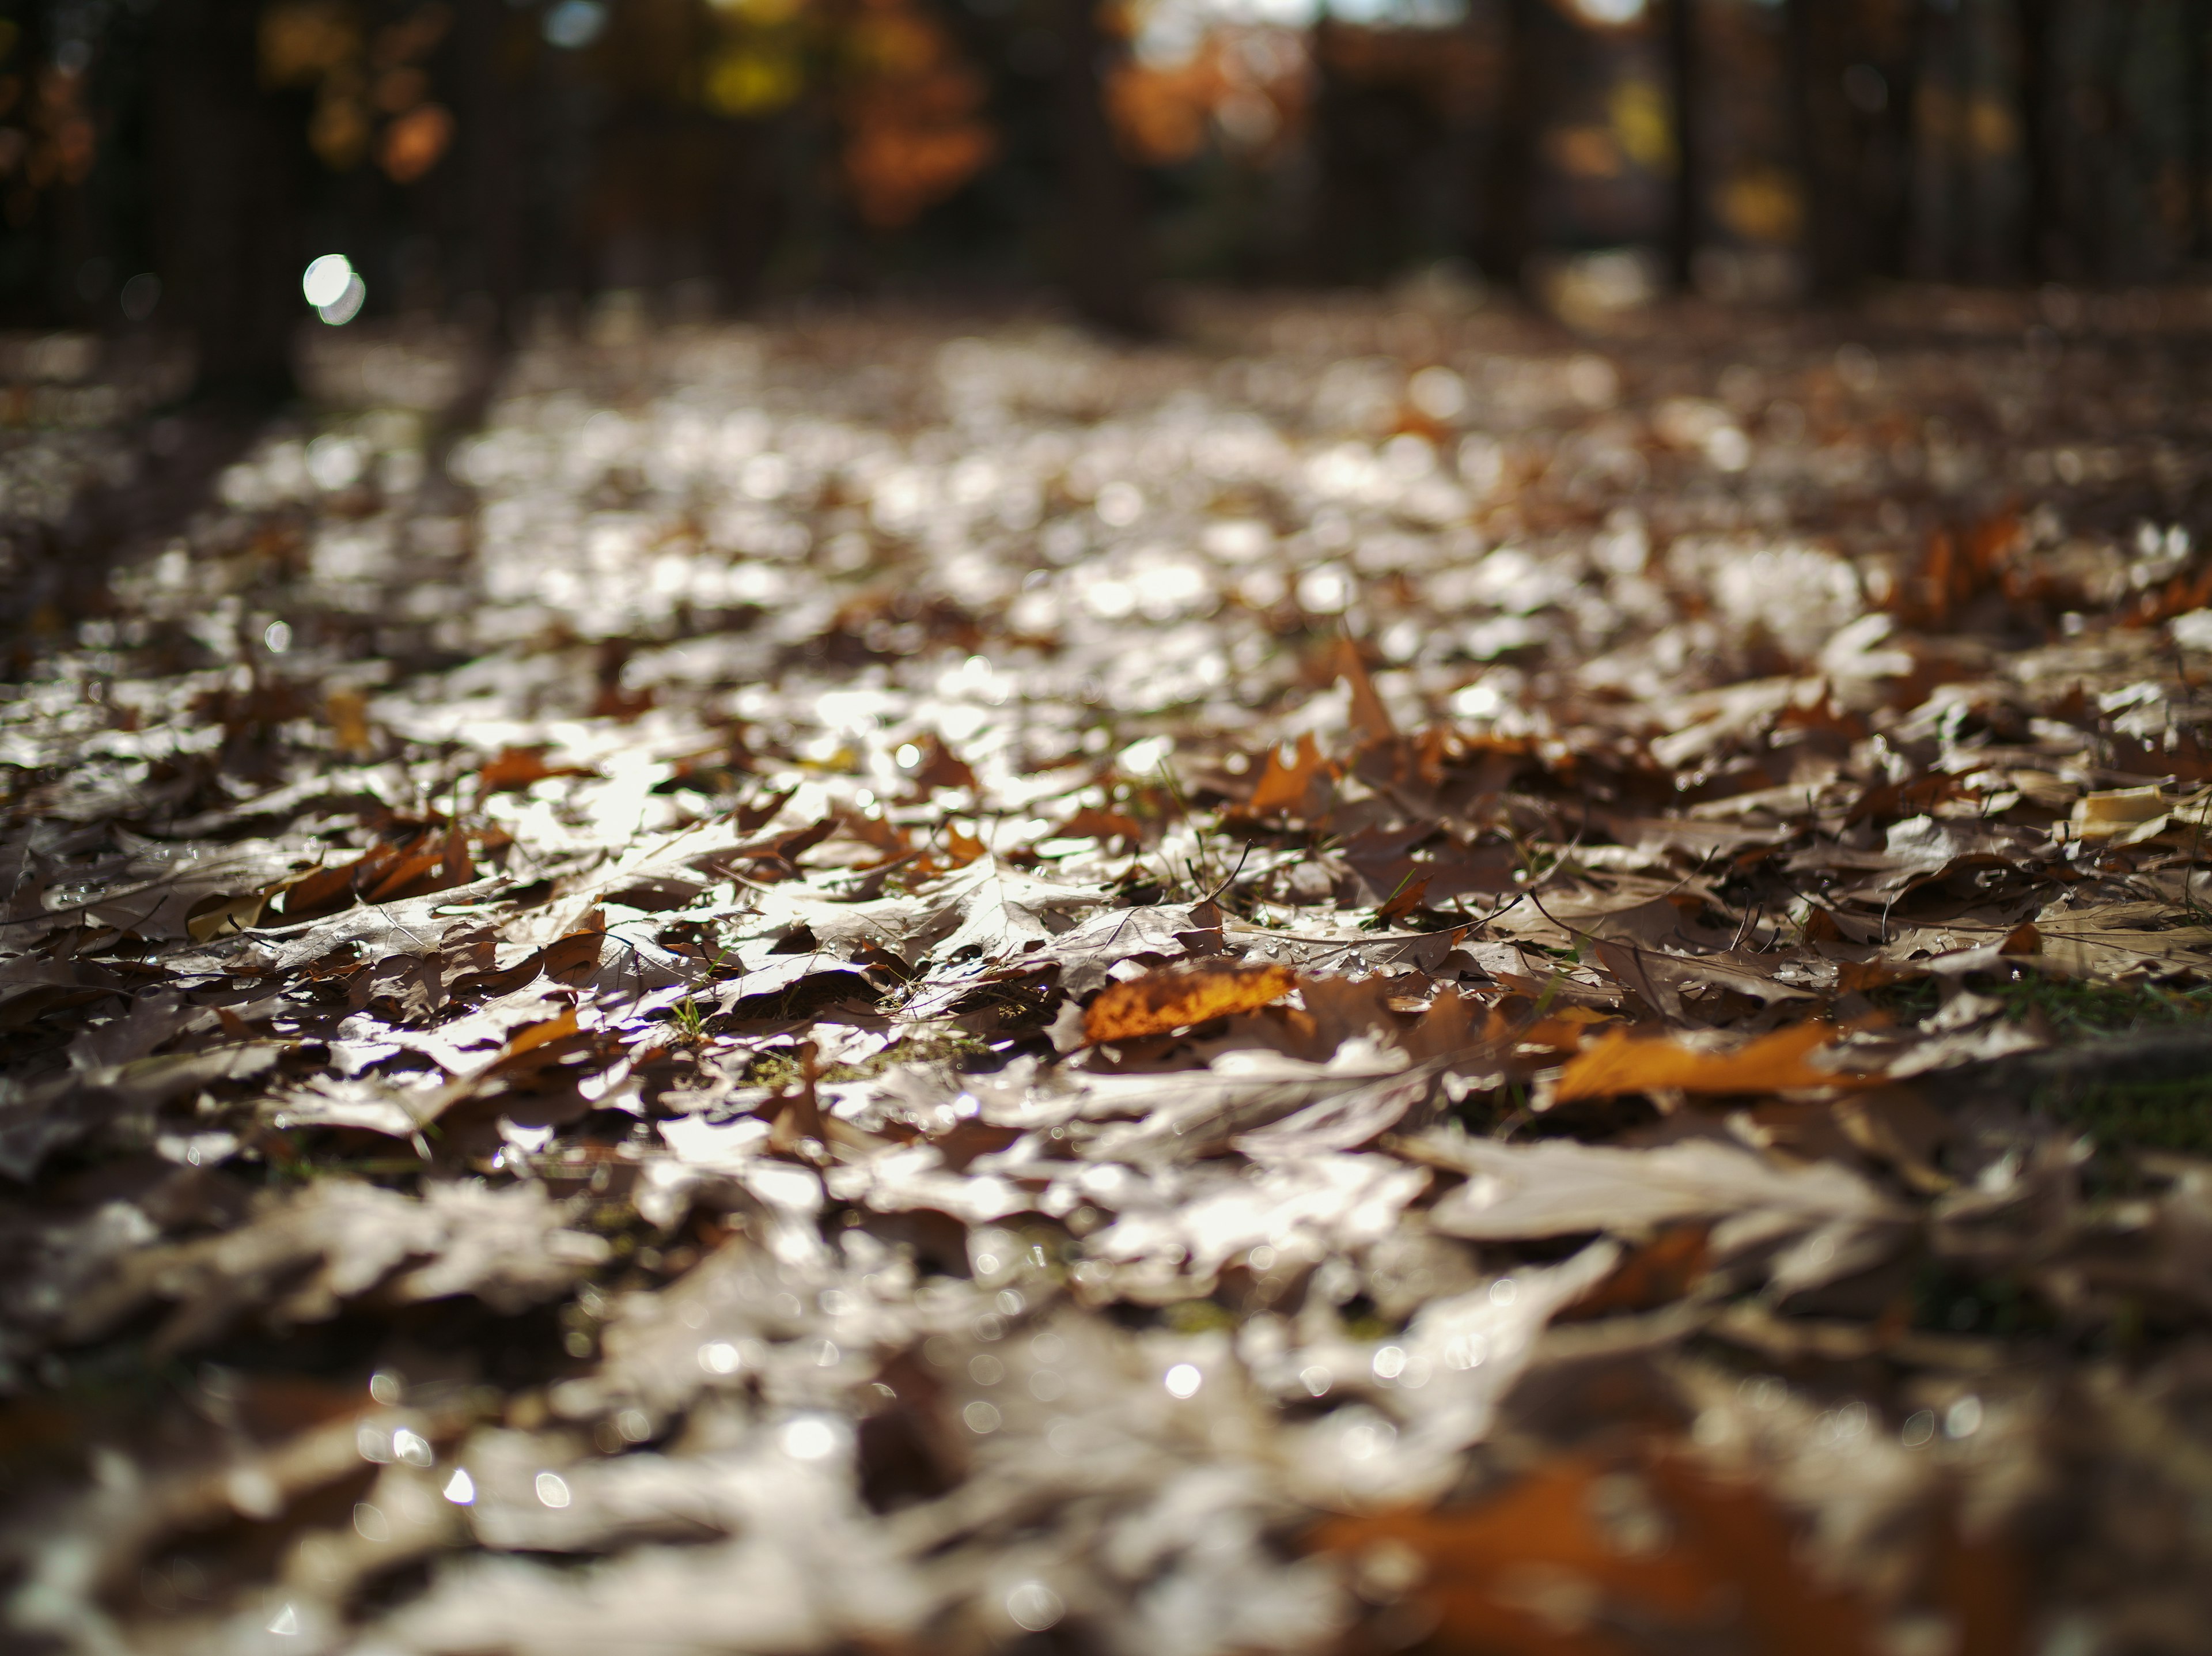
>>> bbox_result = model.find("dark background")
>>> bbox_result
[2,0,2210,393]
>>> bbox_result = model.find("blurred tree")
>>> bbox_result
[25,0,2212,370]
[1866,0,1925,282]
[2014,0,2061,278]
[153,0,306,394]
[444,0,528,324]
[1662,0,1698,292]
[1785,0,1859,295]
[838,0,995,233]
[2191,0,2211,262]
[1308,20,1449,284]
[0,9,120,327]
[1476,0,1544,290]
[1052,0,1150,331]
[2074,0,2139,285]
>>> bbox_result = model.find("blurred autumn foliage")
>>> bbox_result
[259,0,457,179]
[2,0,2211,370]
[836,0,995,227]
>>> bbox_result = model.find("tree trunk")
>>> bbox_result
[1053,0,1152,335]
[1663,0,1699,293]
[146,0,303,399]
[1872,0,1927,281]
[449,0,528,331]
[1478,0,1543,293]
[2014,0,2061,279]
[1308,20,1359,285]
[2085,0,2142,286]
[1786,0,1858,296]
[1931,0,1977,282]
[2191,0,2211,263]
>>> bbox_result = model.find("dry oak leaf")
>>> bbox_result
[1554,1022,1874,1104]
[1083,960,1297,1044]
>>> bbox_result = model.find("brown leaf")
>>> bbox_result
[1334,634,1396,747]
[732,787,797,834]
[324,686,374,757]
[1082,960,1297,1043]
[356,829,475,905]
[1554,1023,1873,1103]
[438,823,473,889]
[478,746,592,793]
[766,1039,824,1153]
[540,931,605,984]
[271,852,376,923]
[496,1007,582,1064]
[904,734,978,796]
[1559,1224,1711,1319]
[1377,873,1431,924]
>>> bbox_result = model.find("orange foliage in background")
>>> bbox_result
[1108,27,1306,166]
[0,16,98,230]
[380,101,454,183]
[262,0,455,183]
[838,0,994,227]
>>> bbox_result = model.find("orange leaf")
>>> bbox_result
[1310,1451,1884,1656]
[1234,732,1331,823]
[1835,959,1913,994]
[1559,1224,1711,1319]
[497,1008,579,1061]
[357,830,474,904]
[1502,1011,1618,1054]
[945,824,987,866]
[1083,961,1297,1044]
[1554,1023,1870,1103]
[1309,1459,1725,1656]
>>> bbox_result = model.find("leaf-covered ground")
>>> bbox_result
[8,290,2212,1655]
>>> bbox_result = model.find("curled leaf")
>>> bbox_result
[1554,1022,1871,1103]
[1082,960,1296,1044]
[2072,784,2171,842]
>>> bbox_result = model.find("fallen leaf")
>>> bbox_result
[1555,1023,1872,1103]
[1311,1448,1880,1656]
[1231,732,1333,824]
[1422,1131,1899,1242]
[2072,784,2170,841]
[1084,960,1297,1043]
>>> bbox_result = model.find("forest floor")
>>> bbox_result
[7,286,2212,1656]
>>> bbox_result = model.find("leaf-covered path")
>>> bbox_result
[8,291,2212,1654]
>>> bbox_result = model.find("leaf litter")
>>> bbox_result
[6,296,2212,1652]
